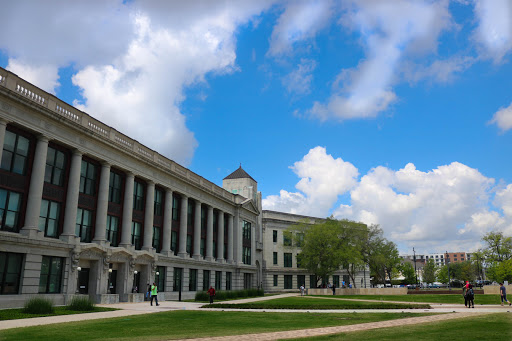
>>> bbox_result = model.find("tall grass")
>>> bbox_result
[66,296,95,311]
[22,297,54,314]
[195,288,264,301]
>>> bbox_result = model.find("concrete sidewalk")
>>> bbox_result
[0,293,509,333]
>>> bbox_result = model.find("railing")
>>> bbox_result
[0,67,235,201]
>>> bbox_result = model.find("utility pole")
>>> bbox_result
[446,251,451,291]
[413,247,418,286]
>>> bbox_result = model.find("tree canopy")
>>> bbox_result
[478,231,512,283]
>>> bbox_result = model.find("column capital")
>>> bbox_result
[71,148,83,157]
[0,117,9,125]
[36,134,50,143]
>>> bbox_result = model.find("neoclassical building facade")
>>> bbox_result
[0,67,368,307]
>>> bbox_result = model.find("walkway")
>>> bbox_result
[0,293,509,340]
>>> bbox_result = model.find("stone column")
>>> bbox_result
[119,172,134,247]
[161,188,173,254]
[0,118,8,162]
[142,181,155,251]
[217,211,224,262]
[227,214,233,264]
[61,150,82,242]
[193,200,201,260]
[206,205,214,261]
[22,135,49,236]
[251,221,256,266]
[178,195,188,257]
[233,208,241,264]
[93,162,110,244]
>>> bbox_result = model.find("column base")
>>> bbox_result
[178,252,188,258]
[60,234,80,244]
[216,258,225,264]
[142,246,155,252]
[19,227,43,239]
[92,239,109,247]
[192,254,202,260]
[205,256,215,262]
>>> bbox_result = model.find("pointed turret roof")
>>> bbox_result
[223,165,256,182]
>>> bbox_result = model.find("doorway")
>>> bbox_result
[78,268,90,294]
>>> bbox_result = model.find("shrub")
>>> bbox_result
[23,297,54,314]
[67,296,95,311]
[215,291,227,300]
[195,291,209,301]
[237,290,248,298]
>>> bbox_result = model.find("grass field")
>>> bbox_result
[316,294,502,305]
[206,296,431,309]
[286,313,512,341]
[0,310,433,341]
[0,306,117,321]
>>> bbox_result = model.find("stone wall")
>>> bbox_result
[483,285,512,295]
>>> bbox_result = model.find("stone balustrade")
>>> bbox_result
[0,67,236,202]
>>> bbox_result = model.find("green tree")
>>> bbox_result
[437,264,449,285]
[361,225,401,285]
[486,259,512,283]
[401,262,416,284]
[422,259,437,285]
[482,231,512,263]
[292,218,367,288]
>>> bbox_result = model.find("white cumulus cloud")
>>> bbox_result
[489,102,512,132]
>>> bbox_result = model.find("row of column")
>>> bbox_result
[0,121,238,263]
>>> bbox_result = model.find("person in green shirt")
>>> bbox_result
[150,282,159,306]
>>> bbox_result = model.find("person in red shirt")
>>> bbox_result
[207,286,216,304]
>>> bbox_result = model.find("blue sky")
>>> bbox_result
[2,0,512,254]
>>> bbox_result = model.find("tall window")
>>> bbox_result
[284,253,292,267]
[1,130,29,175]
[0,189,22,232]
[273,230,277,243]
[152,226,161,252]
[133,181,144,211]
[297,233,304,247]
[44,146,66,186]
[297,275,306,289]
[203,270,210,290]
[39,256,63,293]
[186,235,192,254]
[76,208,92,243]
[79,160,97,195]
[108,171,122,204]
[172,196,179,221]
[131,221,142,250]
[173,267,182,292]
[39,199,60,238]
[310,275,317,288]
[156,266,165,292]
[189,269,197,291]
[273,252,278,265]
[0,252,23,295]
[273,275,278,286]
[226,272,232,290]
[171,231,177,253]
[283,231,292,246]
[333,275,340,288]
[215,271,222,290]
[154,189,163,216]
[106,215,119,246]
[242,247,251,265]
[284,275,293,289]
[242,221,251,240]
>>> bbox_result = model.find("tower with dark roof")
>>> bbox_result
[223,165,258,204]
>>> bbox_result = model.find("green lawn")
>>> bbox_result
[0,306,117,321]
[0,310,434,341]
[206,296,431,309]
[285,313,512,341]
[316,294,502,305]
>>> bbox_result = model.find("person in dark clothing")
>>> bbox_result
[332,284,336,295]
[207,286,216,304]
[466,284,475,308]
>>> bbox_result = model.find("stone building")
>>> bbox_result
[262,210,370,290]
[0,67,368,307]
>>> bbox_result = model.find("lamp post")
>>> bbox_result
[413,248,418,286]
[133,270,138,293]
[446,251,451,291]
[108,268,112,294]
[76,267,81,294]
[156,271,160,286]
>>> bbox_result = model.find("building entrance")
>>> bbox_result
[78,268,90,294]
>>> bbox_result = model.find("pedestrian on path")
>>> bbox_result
[332,284,336,295]
[462,281,469,307]
[300,284,305,296]
[466,284,474,308]
[150,282,159,306]
[207,286,216,304]
[500,283,511,306]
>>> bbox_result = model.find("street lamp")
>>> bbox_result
[446,251,451,291]
[156,271,160,285]
[108,268,112,294]
[133,270,138,293]
[413,248,418,287]
[76,267,81,294]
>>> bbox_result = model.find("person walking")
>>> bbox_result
[150,282,159,306]
[207,286,216,304]
[300,284,305,296]
[500,283,511,306]
[462,281,469,307]
[332,283,336,295]
[466,284,475,308]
